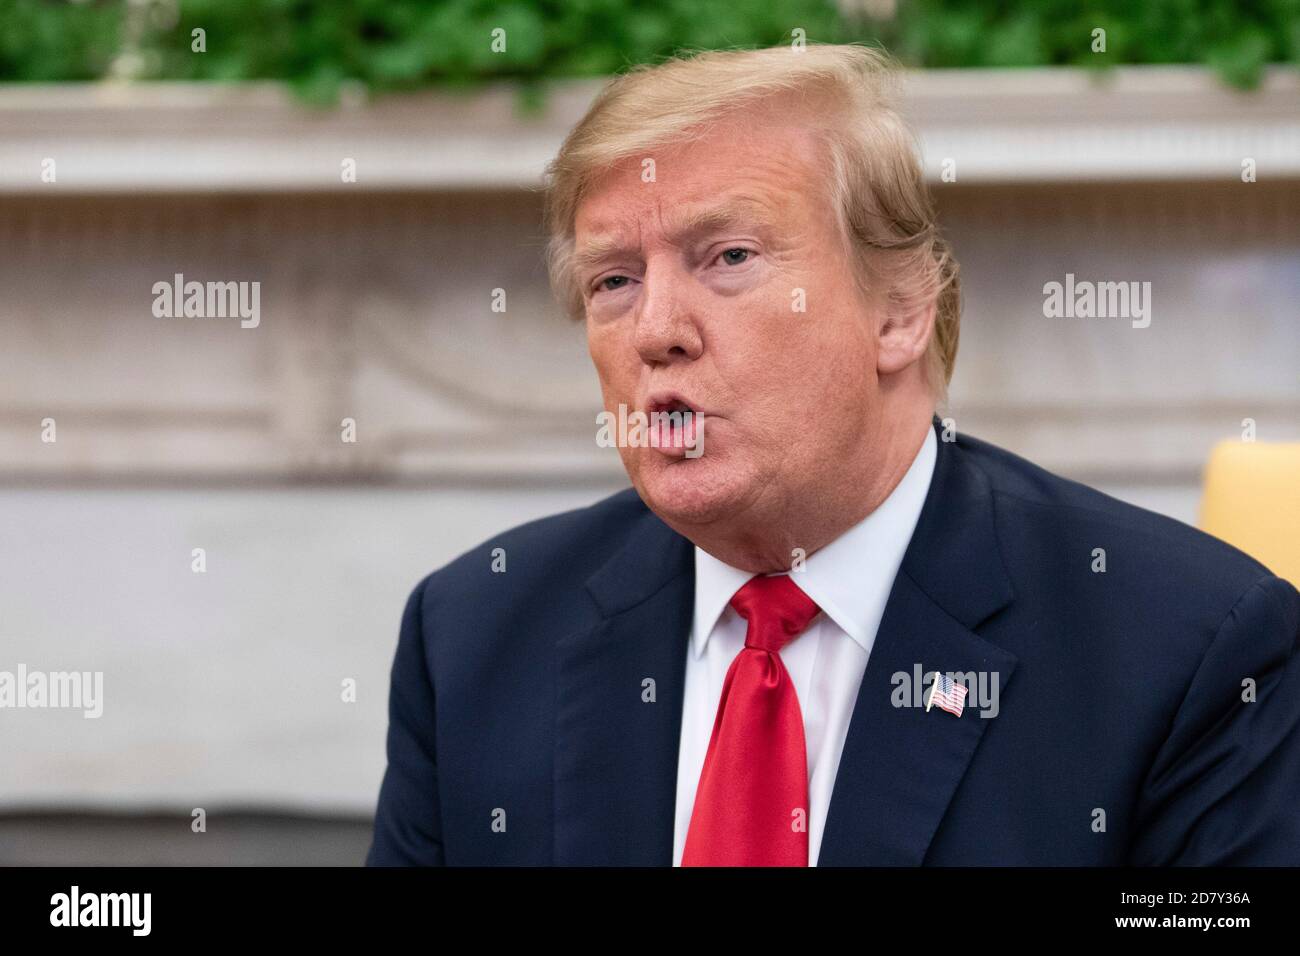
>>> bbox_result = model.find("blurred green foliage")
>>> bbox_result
[0,0,1296,102]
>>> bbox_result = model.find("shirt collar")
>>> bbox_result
[691,425,938,659]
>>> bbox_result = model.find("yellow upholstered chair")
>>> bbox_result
[1199,441,1300,587]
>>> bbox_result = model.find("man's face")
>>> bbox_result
[575,109,883,533]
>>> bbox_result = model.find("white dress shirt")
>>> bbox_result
[672,426,938,866]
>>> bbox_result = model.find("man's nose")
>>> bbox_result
[633,264,703,365]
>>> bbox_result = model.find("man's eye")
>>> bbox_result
[598,275,630,292]
[718,248,752,266]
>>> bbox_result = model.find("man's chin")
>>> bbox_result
[630,455,754,530]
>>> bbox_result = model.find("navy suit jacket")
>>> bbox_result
[367,419,1300,865]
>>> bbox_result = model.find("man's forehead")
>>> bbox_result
[574,116,827,242]
[575,193,783,245]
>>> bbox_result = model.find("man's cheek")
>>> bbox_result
[595,371,635,422]
[587,341,620,393]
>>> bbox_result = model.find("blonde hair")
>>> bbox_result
[542,43,960,398]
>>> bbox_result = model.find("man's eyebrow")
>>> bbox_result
[573,198,779,270]
[572,234,630,271]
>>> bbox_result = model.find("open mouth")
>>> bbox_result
[647,397,694,417]
[645,394,702,454]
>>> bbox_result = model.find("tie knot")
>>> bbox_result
[729,574,821,655]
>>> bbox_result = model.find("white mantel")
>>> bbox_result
[1,66,1297,193]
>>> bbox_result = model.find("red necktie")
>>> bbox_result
[681,573,821,866]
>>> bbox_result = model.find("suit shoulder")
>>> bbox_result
[955,429,1275,600]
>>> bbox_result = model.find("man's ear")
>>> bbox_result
[876,292,937,377]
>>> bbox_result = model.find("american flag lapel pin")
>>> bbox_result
[926,672,967,717]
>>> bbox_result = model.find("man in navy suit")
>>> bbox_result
[366,45,1300,866]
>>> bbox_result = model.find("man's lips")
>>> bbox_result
[642,390,708,455]
[644,390,705,418]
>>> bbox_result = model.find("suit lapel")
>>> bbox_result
[553,506,693,865]
[819,422,1019,865]
[817,572,1018,864]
